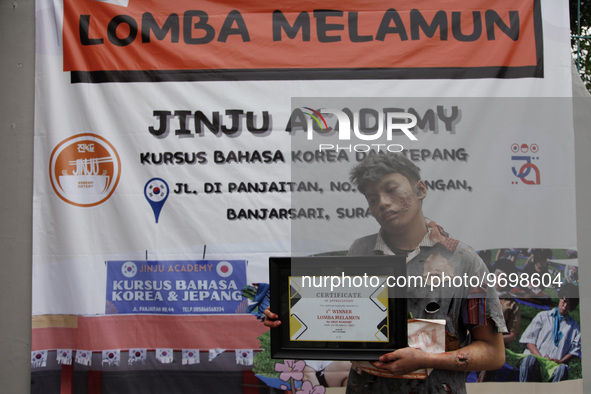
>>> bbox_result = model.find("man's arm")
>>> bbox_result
[526,342,577,364]
[372,318,505,375]
[545,353,576,364]
[525,343,542,357]
[557,353,576,364]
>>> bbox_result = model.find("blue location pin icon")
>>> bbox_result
[144,178,169,223]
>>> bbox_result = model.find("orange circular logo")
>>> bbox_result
[49,133,121,207]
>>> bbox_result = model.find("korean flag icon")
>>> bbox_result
[144,178,169,223]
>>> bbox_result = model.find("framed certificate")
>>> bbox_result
[269,255,407,360]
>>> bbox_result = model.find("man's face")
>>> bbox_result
[364,172,426,236]
[534,260,548,272]
[494,269,506,292]
[558,297,571,316]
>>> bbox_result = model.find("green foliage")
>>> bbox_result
[570,0,591,91]
[252,331,282,377]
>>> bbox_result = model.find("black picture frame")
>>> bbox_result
[269,255,407,360]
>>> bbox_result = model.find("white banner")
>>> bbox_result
[32,0,579,391]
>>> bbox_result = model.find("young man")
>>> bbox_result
[519,283,581,382]
[265,153,506,393]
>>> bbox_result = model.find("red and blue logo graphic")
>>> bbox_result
[511,143,540,185]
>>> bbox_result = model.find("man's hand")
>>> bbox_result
[371,347,430,376]
[263,307,281,328]
[372,318,505,375]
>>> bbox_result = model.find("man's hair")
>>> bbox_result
[558,282,580,310]
[531,248,552,263]
[493,258,517,276]
[349,153,421,195]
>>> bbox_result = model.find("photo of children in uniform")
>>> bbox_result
[518,283,581,382]
[472,249,581,383]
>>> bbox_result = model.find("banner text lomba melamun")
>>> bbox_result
[63,0,543,82]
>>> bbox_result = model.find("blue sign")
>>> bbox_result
[106,260,247,315]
